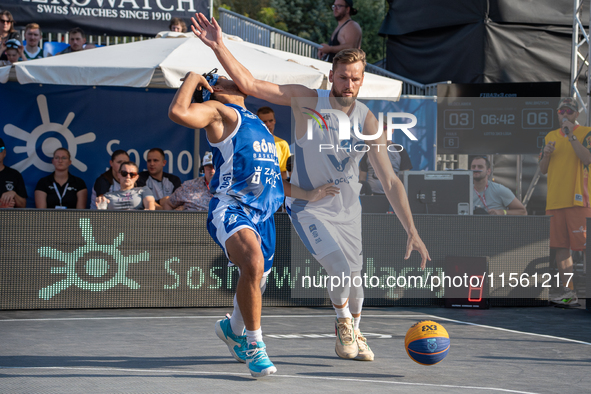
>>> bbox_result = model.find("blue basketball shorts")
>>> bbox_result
[207,197,276,274]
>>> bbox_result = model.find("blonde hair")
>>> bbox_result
[25,23,40,34]
[332,48,366,73]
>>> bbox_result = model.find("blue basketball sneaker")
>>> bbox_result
[215,315,247,363]
[245,341,277,378]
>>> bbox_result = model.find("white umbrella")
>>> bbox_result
[4,33,325,89]
[3,32,402,98]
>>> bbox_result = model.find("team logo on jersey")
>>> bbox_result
[5,181,14,191]
[243,111,257,120]
[252,166,262,185]
[309,224,317,232]
[328,155,350,172]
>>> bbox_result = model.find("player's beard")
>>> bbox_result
[332,86,356,107]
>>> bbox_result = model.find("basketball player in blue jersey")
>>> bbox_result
[169,69,338,377]
[191,13,431,363]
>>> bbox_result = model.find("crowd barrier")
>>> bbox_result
[0,210,550,310]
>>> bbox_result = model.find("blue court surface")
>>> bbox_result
[0,304,589,393]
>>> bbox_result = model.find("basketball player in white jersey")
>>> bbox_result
[192,13,430,361]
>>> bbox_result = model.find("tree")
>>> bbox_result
[216,0,387,63]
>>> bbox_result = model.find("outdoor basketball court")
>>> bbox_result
[1,304,589,393]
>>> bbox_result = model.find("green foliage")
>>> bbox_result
[269,0,334,43]
[258,7,288,32]
[216,0,387,63]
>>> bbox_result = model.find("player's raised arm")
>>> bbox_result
[168,72,217,129]
[191,13,315,106]
[364,113,430,268]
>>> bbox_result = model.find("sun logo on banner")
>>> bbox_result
[3,94,96,173]
[38,218,149,300]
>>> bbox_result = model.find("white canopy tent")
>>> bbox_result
[0,32,402,98]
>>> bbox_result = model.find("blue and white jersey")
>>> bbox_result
[208,104,284,222]
[287,90,370,222]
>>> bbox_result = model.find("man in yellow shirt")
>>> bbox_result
[539,97,591,307]
[257,107,291,179]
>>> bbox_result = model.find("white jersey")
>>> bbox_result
[287,89,369,222]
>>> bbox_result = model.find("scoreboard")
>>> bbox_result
[437,82,561,154]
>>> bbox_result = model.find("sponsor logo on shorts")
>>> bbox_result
[228,214,238,225]
[575,194,583,202]
[573,226,586,234]
[314,237,322,244]
[309,224,317,232]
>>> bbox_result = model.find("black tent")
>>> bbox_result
[380,0,587,96]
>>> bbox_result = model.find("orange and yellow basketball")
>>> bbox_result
[404,320,450,365]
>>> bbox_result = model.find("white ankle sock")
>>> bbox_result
[230,274,268,337]
[245,328,263,344]
[334,304,353,320]
[352,315,361,330]
[230,295,245,336]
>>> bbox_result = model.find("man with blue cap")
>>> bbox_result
[169,69,338,377]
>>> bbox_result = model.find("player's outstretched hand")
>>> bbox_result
[404,232,430,270]
[191,12,222,49]
[307,183,340,202]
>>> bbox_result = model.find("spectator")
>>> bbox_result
[96,161,155,210]
[57,27,86,55]
[539,97,591,307]
[23,23,43,60]
[90,149,130,210]
[0,39,25,66]
[137,148,181,209]
[0,10,18,62]
[318,0,362,62]
[470,155,526,215]
[169,18,187,33]
[161,151,214,211]
[34,148,87,209]
[359,142,412,194]
[0,138,27,208]
[256,107,291,179]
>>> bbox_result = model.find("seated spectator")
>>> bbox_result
[57,27,86,55]
[471,155,527,215]
[96,162,155,210]
[0,10,18,62]
[161,152,214,211]
[24,23,43,60]
[90,149,130,210]
[359,141,412,194]
[169,18,187,32]
[0,138,27,208]
[137,148,181,209]
[0,39,26,66]
[34,148,87,209]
